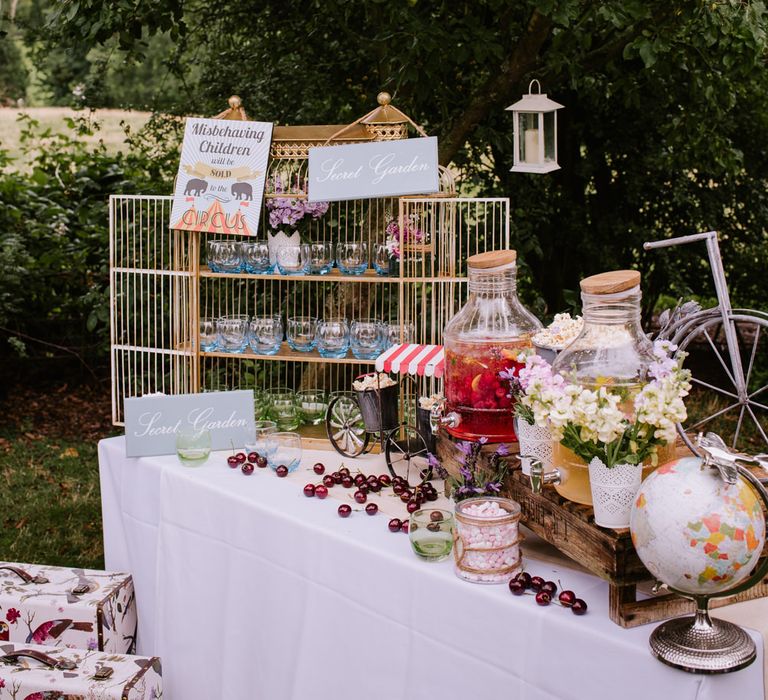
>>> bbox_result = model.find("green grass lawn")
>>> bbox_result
[0,382,116,570]
[0,107,151,171]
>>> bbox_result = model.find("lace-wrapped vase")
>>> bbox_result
[515,418,553,476]
[587,458,642,529]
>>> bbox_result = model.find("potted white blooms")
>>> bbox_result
[506,341,691,528]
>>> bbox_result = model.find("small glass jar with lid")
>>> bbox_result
[550,270,675,503]
[443,250,541,442]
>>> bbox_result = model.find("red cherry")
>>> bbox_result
[235,452,247,464]
[368,480,381,493]
[227,455,239,468]
[313,463,326,475]
[331,471,342,484]
[515,572,532,589]
[430,511,444,522]
[530,576,545,592]
[558,590,576,607]
[571,599,588,615]
[365,503,378,516]
[341,476,354,489]
[241,462,254,476]
[541,581,557,596]
[275,465,289,478]
[406,501,419,514]
[388,518,402,533]
[339,467,350,477]
[256,455,268,468]
[338,504,352,518]
[322,475,335,488]
[400,520,410,533]
[315,485,328,499]
[378,474,392,487]
[303,484,316,497]
[425,490,438,502]
[357,483,369,495]
[247,452,259,463]
[535,591,551,606]
[393,484,405,495]
[354,474,366,487]
[353,490,367,504]
[508,580,526,595]
[399,492,412,504]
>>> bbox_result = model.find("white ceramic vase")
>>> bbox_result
[267,230,301,266]
[515,418,553,476]
[588,457,642,529]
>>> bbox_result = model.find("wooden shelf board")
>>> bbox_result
[199,269,463,284]
[200,343,376,364]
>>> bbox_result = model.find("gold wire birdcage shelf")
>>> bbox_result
[109,95,511,439]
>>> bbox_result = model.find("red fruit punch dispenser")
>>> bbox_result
[443,250,541,442]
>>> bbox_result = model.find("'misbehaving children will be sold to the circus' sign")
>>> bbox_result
[170,117,273,235]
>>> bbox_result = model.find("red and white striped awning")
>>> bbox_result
[375,344,445,378]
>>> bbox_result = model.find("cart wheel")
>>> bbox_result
[384,424,431,486]
[673,312,768,453]
[326,394,371,458]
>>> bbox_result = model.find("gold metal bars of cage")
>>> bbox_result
[108,192,511,438]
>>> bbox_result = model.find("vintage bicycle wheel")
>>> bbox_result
[325,394,371,457]
[672,311,768,453]
[384,424,431,486]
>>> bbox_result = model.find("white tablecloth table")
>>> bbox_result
[98,436,764,700]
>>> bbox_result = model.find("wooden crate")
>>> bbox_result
[437,431,768,628]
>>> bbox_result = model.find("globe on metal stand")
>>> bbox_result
[637,436,768,674]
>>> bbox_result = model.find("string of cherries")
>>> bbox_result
[509,572,588,615]
[303,462,439,533]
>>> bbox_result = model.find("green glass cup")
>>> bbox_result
[297,389,328,425]
[409,509,454,562]
[175,427,212,467]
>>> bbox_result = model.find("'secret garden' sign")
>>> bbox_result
[170,117,273,235]
[307,136,439,202]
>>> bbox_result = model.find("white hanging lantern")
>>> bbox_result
[506,80,564,174]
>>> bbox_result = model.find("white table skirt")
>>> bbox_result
[98,436,764,700]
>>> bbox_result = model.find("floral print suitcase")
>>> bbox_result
[0,563,136,654]
[0,642,161,699]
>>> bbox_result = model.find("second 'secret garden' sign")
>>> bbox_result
[170,117,273,235]
[307,136,439,202]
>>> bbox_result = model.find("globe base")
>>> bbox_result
[650,604,756,674]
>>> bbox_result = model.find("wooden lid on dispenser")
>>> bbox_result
[580,270,641,294]
[467,250,517,269]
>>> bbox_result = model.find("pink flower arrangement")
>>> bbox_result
[384,210,426,259]
[266,176,329,233]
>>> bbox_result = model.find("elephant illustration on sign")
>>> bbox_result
[184,178,208,196]
[231,182,253,201]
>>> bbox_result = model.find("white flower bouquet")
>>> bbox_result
[505,341,691,468]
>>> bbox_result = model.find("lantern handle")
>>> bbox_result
[528,79,542,95]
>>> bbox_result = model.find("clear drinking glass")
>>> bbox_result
[210,240,243,273]
[199,318,218,352]
[316,317,350,358]
[241,240,272,274]
[244,419,278,460]
[373,243,394,276]
[175,427,212,467]
[206,240,222,272]
[386,322,416,348]
[270,392,301,430]
[409,509,454,562]
[336,242,369,275]
[248,316,283,355]
[216,315,250,353]
[286,316,318,352]
[350,318,385,360]
[297,389,329,425]
[309,242,334,275]
[270,431,303,472]
[276,244,311,275]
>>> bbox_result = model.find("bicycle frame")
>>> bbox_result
[643,231,747,400]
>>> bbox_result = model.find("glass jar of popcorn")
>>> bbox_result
[453,497,522,584]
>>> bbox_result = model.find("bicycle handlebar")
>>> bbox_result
[643,231,717,251]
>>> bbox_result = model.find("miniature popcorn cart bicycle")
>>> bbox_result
[324,343,446,484]
[645,231,768,453]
